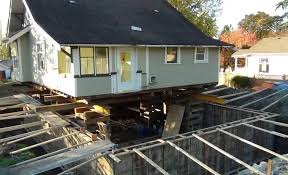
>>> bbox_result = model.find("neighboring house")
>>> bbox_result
[0,59,13,79]
[7,0,230,97]
[232,37,288,80]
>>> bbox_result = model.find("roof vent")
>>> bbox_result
[68,0,78,4]
[131,26,142,32]
[154,9,159,13]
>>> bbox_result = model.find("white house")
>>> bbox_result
[232,37,288,80]
[7,0,231,97]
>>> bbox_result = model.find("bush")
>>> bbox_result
[231,76,252,88]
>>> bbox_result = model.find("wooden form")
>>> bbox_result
[240,89,285,108]
[218,91,250,99]
[0,121,45,133]
[261,94,288,111]
[110,113,283,175]
[13,141,91,167]
[0,114,38,120]
[159,139,220,175]
[192,134,265,175]
[243,123,288,138]
[10,140,113,175]
[0,127,57,143]
[217,128,288,162]
[225,88,268,103]
[202,87,230,94]
[10,131,80,154]
[133,148,170,175]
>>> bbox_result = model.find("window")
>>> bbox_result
[37,42,45,70]
[259,58,269,73]
[58,47,71,74]
[195,47,208,63]
[237,58,246,68]
[80,47,94,75]
[165,47,180,64]
[95,47,109,74]
[10,41,18,68]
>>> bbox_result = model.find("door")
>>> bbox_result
[117,48,136,92]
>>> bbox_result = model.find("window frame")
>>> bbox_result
[10,41,19,69]
[36,41,46,71]
[164,47,181,64]
[95,47,110,75]
[58,47,72,75]
[259,58,269,73]
[194,47,208,64]
[79,47,95,76]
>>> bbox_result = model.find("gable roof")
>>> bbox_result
[25,0,230,46]
[233,37,288,57]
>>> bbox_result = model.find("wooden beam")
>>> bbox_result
[0,121,45,134]
[162,105,185,138]
[13,141,91,167]
[32,102,88,112]
[7,127,55,145]
[217,128,288,162]
[133,149,169,175]
[260,119,288,128]
[240,90,285,108]
[191,93,225,104]
[261,94,288,111]
[202,87,230,94]
[0,114,38,121]
[243,123,288,138]
[0,127,56,143]
[10,131,80,155]
[0,103,25,111]
[218,91,250,99]
[0,110,32,118]
[226,88,268,104]
[11,140,113,175]
[160,139,220,175]
[192,134,265,175]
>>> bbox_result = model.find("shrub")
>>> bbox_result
[231,76,252,88]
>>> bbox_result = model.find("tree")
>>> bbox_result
[0,43,9,59]
[219,28,257,71]
[277,0,288,29]
[169,0,222,37]
[220,24,233,35]
[239,12,284,39]
[220,28,257,48]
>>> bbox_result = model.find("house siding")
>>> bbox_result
[147,47,219,89]
[234,54,288,79]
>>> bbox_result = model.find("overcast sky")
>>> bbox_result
[0,0,286,36]
[218,0,285,30]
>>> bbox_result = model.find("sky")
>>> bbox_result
[217,0,284,31]
[0,0,286,36]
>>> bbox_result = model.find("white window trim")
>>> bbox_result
[259,58,270,74]
[194,47,209,64]
[164,47,181,64]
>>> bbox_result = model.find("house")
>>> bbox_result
[7,0,230,97]
[0,59,13,79]
[232,37,288,80]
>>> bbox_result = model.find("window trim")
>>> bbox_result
[194,47,208,64]
[259,58,269,73]
[95,47,110,75]
[164,47,181,64]
[79,47,95,76]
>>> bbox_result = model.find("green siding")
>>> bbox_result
[75,76,112,96]
[148,47,219,88]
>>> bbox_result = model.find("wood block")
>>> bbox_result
[74,107,91,117]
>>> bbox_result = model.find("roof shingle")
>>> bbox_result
[25,0,230,46]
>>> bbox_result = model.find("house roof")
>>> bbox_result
[232,49,250,57]
[233,37,288,57]
[25,0,231,46]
